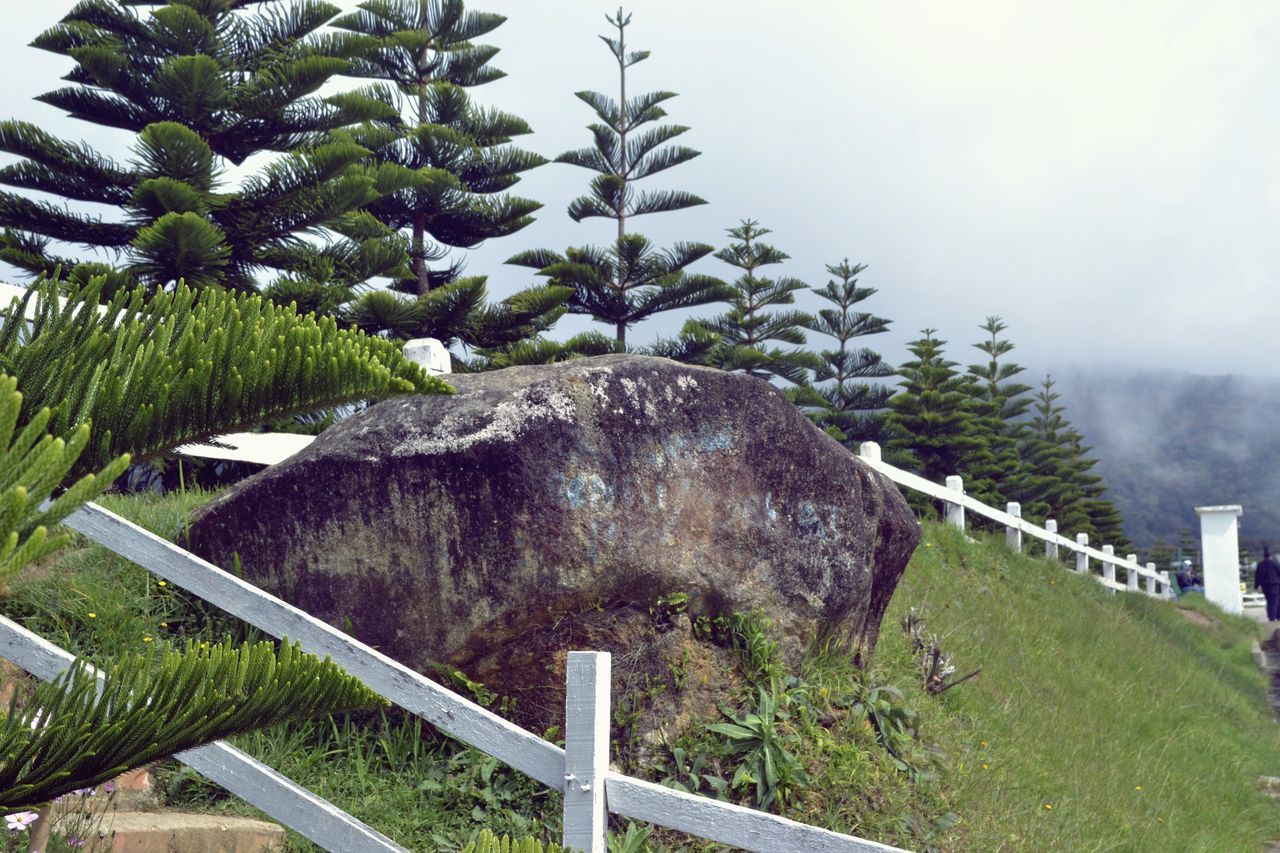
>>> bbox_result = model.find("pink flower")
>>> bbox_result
[5,811,38,831]
[102,782,116,794]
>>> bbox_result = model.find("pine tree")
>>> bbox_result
[885,331,999,505]
[1022,375,1127,544]
[507,8,727,346]
[801,259,892,444]
[0,0,408,298]
[686,220,818,385]
[331,0,570,354]
[966,317,1035,513]
[0,273,439,805]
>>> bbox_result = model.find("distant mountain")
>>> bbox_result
[1052,367,1280,554]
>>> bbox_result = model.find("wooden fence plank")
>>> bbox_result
[62,502,567,791]
[0,615,406,853]
[607,775,911,853]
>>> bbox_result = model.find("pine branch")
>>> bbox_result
[0,275,449,479]
[0,639,387,809]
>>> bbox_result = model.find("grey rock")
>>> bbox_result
[186,355,919,731]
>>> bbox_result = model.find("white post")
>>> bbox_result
[1045,520,1058,559]
[1005,503,1022,551]
[1195,505,1245,615]
[1146,569,1157,596]
[1101,545,1116,587]
[1143,562,1155,593]
[1160,570,1173,600]
[563,652,611,853]
[403,338,452,375]
[1126,554,1138,592]
[858,441,881,463]
[1075,533,1089,574]
[945,475,965,530]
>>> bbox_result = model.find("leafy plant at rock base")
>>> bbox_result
[708,686,810,811]
[461,828,564,853]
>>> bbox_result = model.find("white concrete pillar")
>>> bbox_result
[1126,554,1138,592]
[1045,520,1058,559]
[403,337,451,375]
[858,441,881,463]
[1146,569,1157,596]
[1142,562,1155,593]
[945,476,965,530]
[1195,505,1244,615]
[1075,533,1089,574]
[1102,545,1116,587]
[1006,502,1022,551]
[1160,570,1173,600]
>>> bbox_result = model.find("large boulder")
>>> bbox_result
[187,355,919,733]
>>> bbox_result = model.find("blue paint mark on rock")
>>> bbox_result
[563,472,614,509]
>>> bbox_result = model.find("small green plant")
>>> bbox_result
[708,686,809,810]
[852,682,935,782]
[655,744,729,801]
[649,591,689,629]
[607,821,655,853]
[727,610,784,687]
[461,828,564,853]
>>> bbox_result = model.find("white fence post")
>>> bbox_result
[403,337,452,375]
[1101,545,1116,588]
[858,441,881,462]
[1126,554,1138,592]
[1045,520,1058,559]
[563,652,611,853]
[1195,505,1245,615]
[1145,568,1157,596]
[1075,533,1089,574]
[1159,570,1172,599]
[1005,503,1022,551]
[945,475,965,530]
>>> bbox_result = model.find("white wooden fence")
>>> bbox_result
[856,442,1175,599]
[0,501,908,853]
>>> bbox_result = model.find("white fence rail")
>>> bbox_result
[0,501,910,853]
[857,442,1174,599]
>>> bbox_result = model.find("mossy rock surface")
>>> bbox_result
[187,355,919,735]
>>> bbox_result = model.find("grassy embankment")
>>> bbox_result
[8,490,1280,851]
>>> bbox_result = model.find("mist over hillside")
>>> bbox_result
[1051,367,1280,555]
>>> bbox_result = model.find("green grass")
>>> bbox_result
[9,492,1280,851]
[873,523,1280,851]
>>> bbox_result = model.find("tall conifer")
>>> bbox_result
[0,0,407,298]
[507,8,727,346]
[691,220,817,385]
[967,317,1035,513]
[330,0,569,354]
[802,259,893,444]
[886,330,1000,506]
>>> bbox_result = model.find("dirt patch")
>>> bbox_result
[1175,607,1218,629]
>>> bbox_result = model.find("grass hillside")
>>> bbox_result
[6,491,1280,851]
[877,523,1280,850]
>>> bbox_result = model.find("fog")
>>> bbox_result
[2,1,1278,376]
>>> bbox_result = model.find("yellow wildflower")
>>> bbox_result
[87,612,96,619]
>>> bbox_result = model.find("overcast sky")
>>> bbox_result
[2,1,1277,378]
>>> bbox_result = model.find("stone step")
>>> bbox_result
[63,811,286,852]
